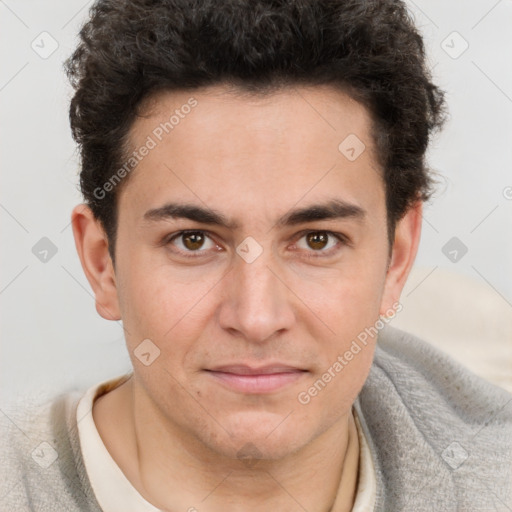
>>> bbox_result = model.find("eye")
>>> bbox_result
[294,231,345,255]
[166,230,219,255]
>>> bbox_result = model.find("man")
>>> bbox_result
[2,0,511,510]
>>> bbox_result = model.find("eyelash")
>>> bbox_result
[163,229,349,259]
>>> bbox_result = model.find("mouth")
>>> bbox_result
[204,364,308,394]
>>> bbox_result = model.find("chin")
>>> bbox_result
[203,410,311,462]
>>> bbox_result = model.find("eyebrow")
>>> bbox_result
[142,199,365,229]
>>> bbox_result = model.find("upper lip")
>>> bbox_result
[206,364,306,375]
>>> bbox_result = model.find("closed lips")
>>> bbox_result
[206,365,307,375]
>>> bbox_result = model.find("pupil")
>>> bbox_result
[183,232,204,250]
[307,232,328,250]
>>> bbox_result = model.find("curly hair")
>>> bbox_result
[65,0,446,263]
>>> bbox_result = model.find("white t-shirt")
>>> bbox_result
[77,376,376,511]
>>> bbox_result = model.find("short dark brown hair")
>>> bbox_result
[66,0,446,263]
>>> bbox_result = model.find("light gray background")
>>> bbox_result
[1,0,511,405]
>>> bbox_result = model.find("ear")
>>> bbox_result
[379,201,422,316]
[71,204,121,321]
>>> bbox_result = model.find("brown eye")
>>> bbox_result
[294,230,345,256]
[165,230,220,258]
[306,232,329,250]
[182,232,205,250]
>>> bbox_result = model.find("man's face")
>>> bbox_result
[109,85,395,460]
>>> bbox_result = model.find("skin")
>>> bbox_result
[72,84,422,511]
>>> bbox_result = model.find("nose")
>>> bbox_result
[217,246,296,344]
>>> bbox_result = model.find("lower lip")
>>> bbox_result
[206,371,306,394]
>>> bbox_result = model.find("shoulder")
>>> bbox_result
[0,390,101,512]
[357,325,512,511]
[370,325,512,427]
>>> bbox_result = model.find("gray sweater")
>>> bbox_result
[2,326,511,511]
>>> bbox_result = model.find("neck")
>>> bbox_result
[93,377,359,512]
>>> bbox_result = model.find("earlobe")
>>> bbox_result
[379,202,423,316]
[71,204,121,321]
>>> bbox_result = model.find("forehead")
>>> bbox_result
[134,84,374,154]
[118,84,384,225]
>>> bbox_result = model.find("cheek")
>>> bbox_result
[308,342,375,420]
[115,251,222,354]
[288,246,387,395]
[290,252,387,334]
[294,275,380,417]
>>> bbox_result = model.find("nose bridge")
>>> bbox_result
[219,240,294,342]
[238,254,277,305]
